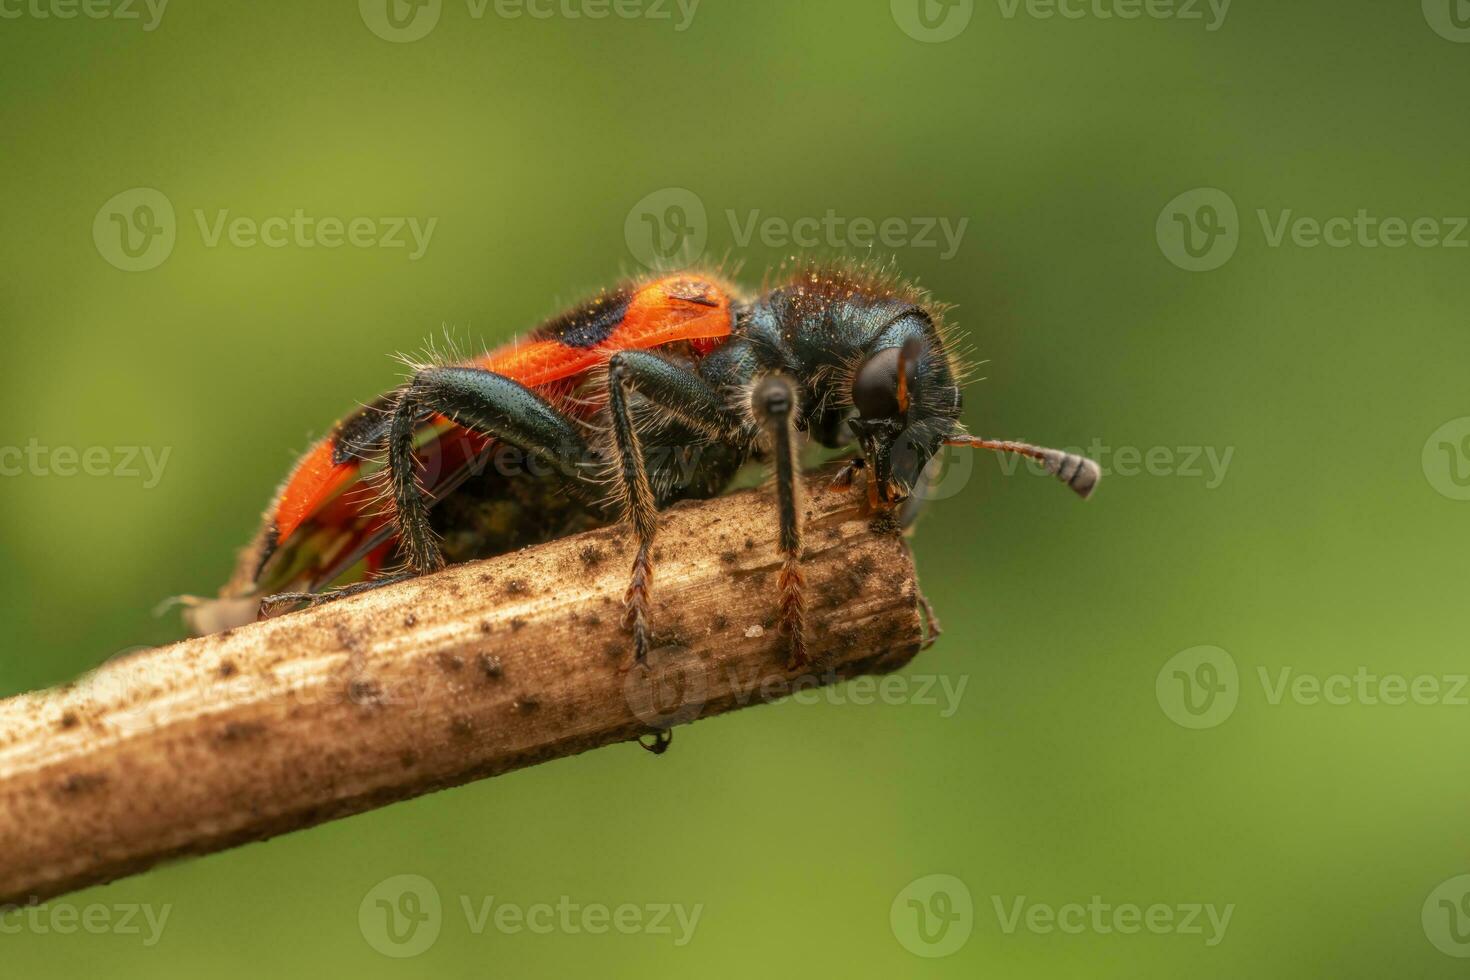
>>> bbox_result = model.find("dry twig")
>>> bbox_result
[0,473,925,905]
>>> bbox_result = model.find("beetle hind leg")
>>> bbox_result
[258,573,414,619]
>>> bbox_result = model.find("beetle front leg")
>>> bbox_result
[751,374,809,670]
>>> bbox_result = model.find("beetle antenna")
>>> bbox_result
[945,436,1101,499]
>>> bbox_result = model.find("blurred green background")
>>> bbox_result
[2,0,1467,976]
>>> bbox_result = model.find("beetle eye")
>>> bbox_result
[852,340,922,420]
[852,348,902,419]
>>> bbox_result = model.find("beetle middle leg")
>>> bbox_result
[605,351,750,666]
[604,352,817,669]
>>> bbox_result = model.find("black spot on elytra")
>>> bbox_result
[505,579,528,597]
[218,660,238,678]
[436,652,464,672]
[58,712,79,731]
[478,653,503,680]
[533,287,632,348]
[578,544,605,568]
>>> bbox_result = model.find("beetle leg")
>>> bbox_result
[604,351,752,668]
[751,374,809,670]
[826,457,865,494]
[258,573,415,618]
[916,585,944,650]
[388,366,595,574]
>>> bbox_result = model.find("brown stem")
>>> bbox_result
[0,472,925,906]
